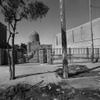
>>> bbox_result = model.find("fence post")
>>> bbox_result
[69,47,72,63]
[86,47,89,61]
[37,50,39,63]
[47,48,52,64]
[95,48,99,62]
[39,49,45,64]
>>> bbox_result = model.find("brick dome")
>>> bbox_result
[28,31,40,42]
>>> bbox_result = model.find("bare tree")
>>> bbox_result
[0,0,49,80]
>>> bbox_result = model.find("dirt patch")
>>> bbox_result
[55,64,100,78]
[0,64,100,100]
[0,82,100,100]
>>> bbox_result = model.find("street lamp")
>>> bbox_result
[59,0,68,78]
[89,0,94,62]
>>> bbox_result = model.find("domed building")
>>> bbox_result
[27,31,40,55]
[27,31,52,63]
[28,31,40,43]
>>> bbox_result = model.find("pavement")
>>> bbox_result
[0,62,100,89]
[0,63,62,88]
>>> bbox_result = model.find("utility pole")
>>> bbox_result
[59,0,68,78]
[89,0,94,62]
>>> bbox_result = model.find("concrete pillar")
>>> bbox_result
[27,42,31,56]
[47,48,52,64]
[69,47,72,63]
[95,48,99,61]
[86,47,89,59]
[39,49,45,64]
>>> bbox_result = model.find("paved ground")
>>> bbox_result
[0,62,100,89]
[0,63,61,88]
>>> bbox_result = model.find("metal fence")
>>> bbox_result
[52,48,100,63]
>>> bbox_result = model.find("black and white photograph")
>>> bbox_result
[0,0,100,100]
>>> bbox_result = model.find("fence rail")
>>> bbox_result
[52,48,100,63]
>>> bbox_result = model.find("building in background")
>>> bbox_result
[55,17,100,52]
[27,31,52,63]
[0,22,7,49]
[27,31,40,56]
[0,22,7,65]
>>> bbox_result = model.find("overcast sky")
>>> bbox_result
[0,0,100,47]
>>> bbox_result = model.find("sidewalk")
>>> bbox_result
[0,63,61,88]
[0,62,100,89]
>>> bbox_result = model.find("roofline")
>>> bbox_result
[67,17,100,32]
[57,17,100,35]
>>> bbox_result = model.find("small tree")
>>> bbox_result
[20,43,27,54]
[0,0,49,80]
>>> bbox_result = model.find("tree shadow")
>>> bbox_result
[69,66,100,77]
[15,70,56,79]
[55,65,100,78]
[15,65,100,79]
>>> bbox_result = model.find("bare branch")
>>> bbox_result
[7,22,12,43]
[10,23,14,30]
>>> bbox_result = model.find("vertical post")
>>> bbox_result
[86,47,89,61]
[39,49,44,64]
[95,48,99,62]
[47,48,52,64]
[11,34,15,79]
[69,47,72,63]
[89,0,94,62]
[59,0,68,78]
[37,50,39,63]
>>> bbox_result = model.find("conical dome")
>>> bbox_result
[28,31,40,42]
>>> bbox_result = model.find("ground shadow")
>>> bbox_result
[55,65,100,78]
[15,65,100,79]
[69,65,100,77]
[15,70,56,79]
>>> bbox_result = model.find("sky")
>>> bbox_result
[0,0,100,47]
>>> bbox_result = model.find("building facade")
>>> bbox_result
[55,18,100,50]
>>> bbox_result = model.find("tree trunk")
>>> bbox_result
[61,28,68,78]
[59,0,68,78]
[7,44,12,80]
[7,23,12,80]
[11,34,15,79]
[89,0,94,62]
